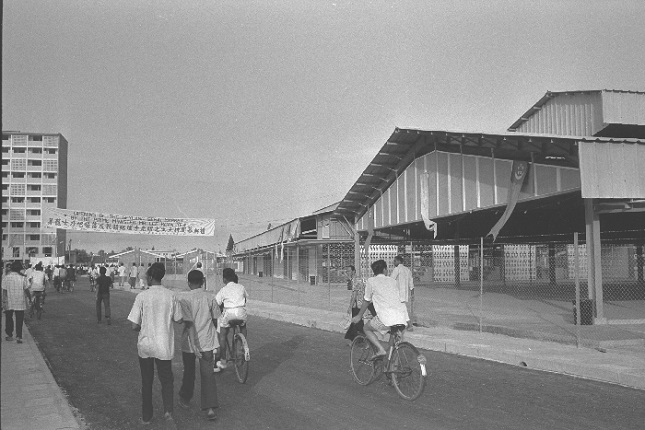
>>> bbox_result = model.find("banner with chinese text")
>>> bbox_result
[44,208,215,236]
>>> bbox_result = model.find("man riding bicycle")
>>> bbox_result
[351,259,409,359]
[214,268,248,371]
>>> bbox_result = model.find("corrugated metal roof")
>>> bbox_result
[335,127,645,220]
[508,90,645,137]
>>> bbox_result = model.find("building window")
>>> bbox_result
[2,184,9,190]
[11,197,25,203]
[28,197,41,203]
[43,160,58,172]
[29,148,43,154]
[43,185,56,195]
[27,209,41,216]
[28,235,40,241]
[27,185,42,191]
[28,222,41,228]
[12,148,26,154]
[1,159,9,166]
[43,247,52,257]
[11,222,24,228]
[43,136,58,147]
[1,197,8,203]
[10,209,25,220]
[1,147,9,153]
[12,135,28,145]
[11,158,26,170]
[46,149,57,155]
[12,172,25,178]
[10,184,26,195]
[26,247,38,256]
[13,247,20,258]
[44,197,56,203]
[30,135,43,141]
[28,159,42,166]
[1,222,7,229]
[1,209,7,216]
[45,173,56,179]
[28,172,42,179]
[1,172,7,178]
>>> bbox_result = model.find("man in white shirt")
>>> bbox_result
[391,255,415,330]
[128,263,138,290]
[352,259,409,358]
[127,263,184,424]
[117,263,127,287]
[177,270,219,421]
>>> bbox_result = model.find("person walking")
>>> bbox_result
[96,266,112,325]
[67,264,76,292]
[127,263,184,425]
[391,255,415,330]
[177,269,219,421]
[138,263,148,290]
[59,264,68,292]
[53,265,61,293]
[118,263,127,287]
[2,261,31,343]
[129,263,138,290]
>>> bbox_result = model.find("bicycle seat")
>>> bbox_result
[389,324,406,333]
[228,319,246,327]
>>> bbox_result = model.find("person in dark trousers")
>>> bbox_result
[2,261,31,343]
[177,270,219,421]
[127,263,184,425]
[96,266,112,325]
[344,265,376,345]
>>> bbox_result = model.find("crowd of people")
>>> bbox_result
[2,257,250,424]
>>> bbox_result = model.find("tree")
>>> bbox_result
[226,235,235,253]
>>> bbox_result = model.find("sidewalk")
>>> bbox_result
[247,300,645,390]
[1,327,82,430]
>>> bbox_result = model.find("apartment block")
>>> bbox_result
[1,131,68,263]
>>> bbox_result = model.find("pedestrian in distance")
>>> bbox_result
[391,255,415,330]
[129,263,138,290]
[53,265,61,293]
[177,269,219,421]
[127,262,184,425]
[2,261,31,344]
[59,264,68,292]
[118,262,127,287]
[139,262,147,290]
[67,264,76,292]
[96,266,112,325]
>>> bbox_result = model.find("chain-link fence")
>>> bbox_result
[237,230,645,349]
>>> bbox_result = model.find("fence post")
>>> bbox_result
[480,237,484,334]
[574,232,581,346]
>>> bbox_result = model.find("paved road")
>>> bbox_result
[26,279,645,430]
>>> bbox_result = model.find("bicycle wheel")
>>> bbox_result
[390,342,426,401]
[350,335,378,386]
[233,333,249,383]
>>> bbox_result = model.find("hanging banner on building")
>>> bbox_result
[487,160,529,241]
[419,172,438,239]
[44,208,216,236]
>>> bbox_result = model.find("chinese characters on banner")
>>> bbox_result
[44,208,215,236]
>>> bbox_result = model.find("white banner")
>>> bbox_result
[44,208,216,236]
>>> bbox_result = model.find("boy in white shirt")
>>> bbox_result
[214,268,248,371]
[177,270,219,421]
[127,263,184,424]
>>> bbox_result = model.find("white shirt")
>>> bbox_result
[364,274,409,326]
[390,264,414,302]
[215,282,248,309]
[177,289,219,353]
[29,271,47,292]
[118,265,127,276]
[129,265,138,278]
[127,285,183,360]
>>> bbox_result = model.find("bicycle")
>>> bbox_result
[350,324,427,401]
[29,291,45,320]
[218,320,250,383]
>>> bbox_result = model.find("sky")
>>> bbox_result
[3,0,645,254]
